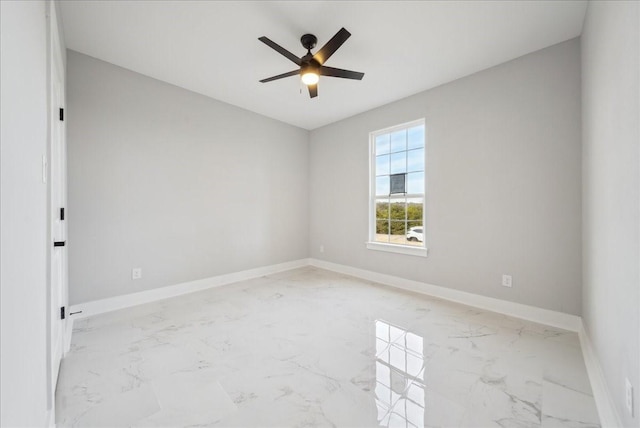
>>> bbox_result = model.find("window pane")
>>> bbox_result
[407,198,423,221]
[376,176,390,196]
[407,214,423,247]
[390,173,406,194]
[406,236,422,247]
[390,152,406,174]
[376,134,390,155]
[407,197,423,247]
[390,200,406,220]
[390,221,407,242]
[407,172,424,194]
[407,148,424,172]
[408,125,424,150]
[376,200,390,220]
[390,130,406,153]
[407,222,423,230]
[376,200,390,243]
[375,220,390,243]
[376,154,390,176]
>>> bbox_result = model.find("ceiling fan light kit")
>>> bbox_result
[259,27,364,98]
[301,70,319,85]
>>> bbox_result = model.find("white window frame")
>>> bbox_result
[367,119,428,257]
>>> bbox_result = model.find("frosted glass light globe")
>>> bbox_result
[301,72,319,85]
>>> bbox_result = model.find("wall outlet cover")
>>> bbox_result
[502,274,512,287]
[132,268,142,280]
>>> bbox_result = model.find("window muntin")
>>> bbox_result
[370,120,425,251]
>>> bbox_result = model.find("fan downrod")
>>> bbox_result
[300,34,317,51]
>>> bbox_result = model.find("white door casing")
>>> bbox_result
[48,0,67,412]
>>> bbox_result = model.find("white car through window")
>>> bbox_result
[406,226,423,242]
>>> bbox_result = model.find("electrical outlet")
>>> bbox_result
[502,274,512,287]
[626,378,634,416]
[132,268,142,280]
[320,245,324,253]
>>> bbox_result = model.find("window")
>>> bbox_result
[368,119,427,257]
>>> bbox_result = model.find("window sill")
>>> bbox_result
[366,242,428,257]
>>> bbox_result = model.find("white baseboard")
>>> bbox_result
[578,320,622,427]
[308,258,581,332]
[46,407,54,428]
[68,258,310,320]
[309,259,623,426]
[66,256,618,426]
[69,257,580,331]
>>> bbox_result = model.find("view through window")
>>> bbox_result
[370,120,425,249]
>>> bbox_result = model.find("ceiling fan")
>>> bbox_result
[258,27,364,98]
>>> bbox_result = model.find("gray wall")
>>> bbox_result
[67,51,309,304]
[582,1,639,425]
[309,39,582,315]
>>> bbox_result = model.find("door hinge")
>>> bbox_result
[60,207,65,221]
[59,108,64,121]
[60,306,65,320]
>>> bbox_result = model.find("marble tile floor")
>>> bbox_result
[56,267,600,427]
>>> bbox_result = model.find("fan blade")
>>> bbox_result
[259,70,300,83]
[313,28,351,65]
[258,36,301,66]
[319,66,364,80]
[308,84,318,98]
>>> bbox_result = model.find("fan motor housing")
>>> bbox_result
[301,34,317,51]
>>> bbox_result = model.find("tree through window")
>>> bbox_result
[370,120,425,252]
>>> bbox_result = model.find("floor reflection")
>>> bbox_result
[375,319,426,427]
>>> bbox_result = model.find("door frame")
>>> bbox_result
[46,0,68,418]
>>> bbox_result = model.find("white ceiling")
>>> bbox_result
[59,1,587,130]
